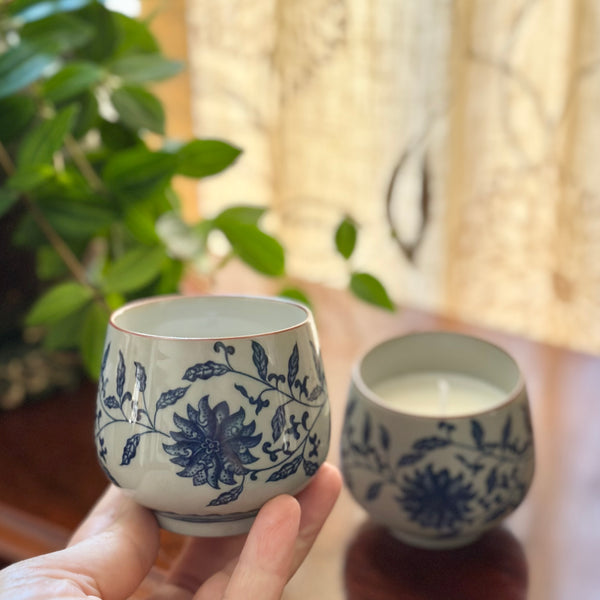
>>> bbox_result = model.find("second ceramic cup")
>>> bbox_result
[340,331,535,549]
[94,295,330,536]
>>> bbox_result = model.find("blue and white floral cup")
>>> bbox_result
[94,295,330,536]
[340,331,535,549]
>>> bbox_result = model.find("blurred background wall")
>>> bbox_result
[154,0,600,355]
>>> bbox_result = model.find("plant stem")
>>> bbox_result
[22,195,89,284]
[64,134,105,191]
[0,141,15,176]
[0,144,108,308]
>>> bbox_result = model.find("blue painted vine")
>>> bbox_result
[95,340,327,507]
[341,398,533,537]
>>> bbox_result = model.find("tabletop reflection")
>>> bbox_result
[344,521,527,600]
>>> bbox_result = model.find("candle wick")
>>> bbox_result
[438,378,449,416]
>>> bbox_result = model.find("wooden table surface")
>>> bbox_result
[1,282,600,599]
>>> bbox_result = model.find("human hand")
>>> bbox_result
[0,463,342,599]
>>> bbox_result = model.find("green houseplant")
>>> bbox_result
[0,0,393,406]
[0,0,288,392]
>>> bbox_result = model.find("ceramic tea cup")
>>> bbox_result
[94,295,330,537]
[340,331,535,549]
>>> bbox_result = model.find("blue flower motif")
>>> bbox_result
[397,464,476,531]
[163,396,262,488]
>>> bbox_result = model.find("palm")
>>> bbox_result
[0,465,341,600]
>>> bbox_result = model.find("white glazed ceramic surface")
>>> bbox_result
[340,332,535,550]
[95,295,330,536]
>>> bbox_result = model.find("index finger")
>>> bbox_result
[221,494,301,600]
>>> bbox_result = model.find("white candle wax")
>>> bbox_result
[371,371,506,417]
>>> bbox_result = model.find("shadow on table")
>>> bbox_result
[344,521,528,600]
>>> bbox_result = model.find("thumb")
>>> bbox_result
[0,487,160,600]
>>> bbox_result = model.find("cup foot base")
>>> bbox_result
[389,528,482,550]
[155,509,259,537]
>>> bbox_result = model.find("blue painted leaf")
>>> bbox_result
[287,343,299,388]
[104,395,119,409]
[486,467,498,494]
[366,481,383,501]
[308,385,323,402]
[183,361,230,381]
[397,452,424,467]
[121,391,132,406]
[412,437,450,452]
[117,350,126,398]
[501,416,512,448]
[379,425,390,451]
[134,361,147,392]
[101,343,110,375]
[471,420,485,448]
[345,398,357,418]
[362,414,372,446]
[268,373,285,386]
[121,434,140,465]
[208,484,244,506]
[438,421,456,432]
[303,460,319,476]
[251,341,268,380]
[156,385,190,411]
[455,453,485,474]
[235,383,250,399]
[214,341,235,355]
[266,454,303,482]
[271,405,286,441]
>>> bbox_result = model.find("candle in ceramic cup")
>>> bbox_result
[371,371,506,417]
[341,331,535,550]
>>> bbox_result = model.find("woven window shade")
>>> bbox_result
[185,0,600,355]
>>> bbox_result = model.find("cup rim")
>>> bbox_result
[109,294,312,341]
[352,330,526,420]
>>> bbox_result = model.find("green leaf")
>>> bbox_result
[0,95,36,143]
[349,272,395,311]
[123,203,160,244]
[176,139,242,178]
[0,43,57,99]
[111,85,165,134]
[73,2,118,62]
[215,205,266,225]
[98,119,140,151]
[0,189,19,219]
[20,13,94,54]
[101,246,166,294]
[0,14,93,98]
[8,0,94,24]
[335,216,357,260]
[7,164,55,192]
[216,220,285,277]
[16,105,78,167]
[109,53,184,84]
[111,12,159,57]
[80,301,110,380]
[40,61,104,103]
[36,245,68,280]
[278,287,311,308]
[25,281,94,326]
[69,90,100,138]
[104,292,125,312]
[103,146,177,200]
[43,306,87,350]
[153,258,184,296]
[37,198,115,240]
